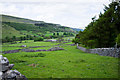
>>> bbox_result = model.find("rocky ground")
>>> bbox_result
[0,55,27,80]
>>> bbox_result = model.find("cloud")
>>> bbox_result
[0,0,110,29]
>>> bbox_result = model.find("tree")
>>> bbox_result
[12,36,16,41]
[57,32,59,36]
[34,37,44,42]
[5,36,12,42]
[23,36,26,40]
[74,2,120,48]
[70,33,74,36]
[53,33,55,35]
[26,35,30,40]
[87,40,98,48]
[116,34,120,47]
[30,36,33,40]
[92,16,96,22]
[41,35,44,37]
[72,38,80,44]
[12,36,17,43]
[19,36,24,43]
[34,35,36,37]
[63,32,67,35]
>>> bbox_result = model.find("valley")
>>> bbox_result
[1,40,118,78]
[0,2,120,78]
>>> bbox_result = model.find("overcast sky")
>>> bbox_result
[0,0,111,29]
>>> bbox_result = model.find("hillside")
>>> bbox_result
[1,14,44,24]
[2,23,21,39]
[1,14,76,39]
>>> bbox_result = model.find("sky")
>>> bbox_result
[0,0,111,29]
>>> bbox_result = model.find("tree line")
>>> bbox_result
[73,2,120,48]
[2,35,44,43]
[2,32,74,43]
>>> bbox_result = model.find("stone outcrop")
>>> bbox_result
[77,45,120,58]
[0,55,27,80]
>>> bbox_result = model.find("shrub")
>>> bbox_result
[52,35,58,38]
[34,37,44,42]
[72,38,80,44]
[30,36,33,40]
[57,32,59,35]
[53,33,55,35]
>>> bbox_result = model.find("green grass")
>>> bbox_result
[2,41,118,78]
[45,33,53,37]
[2,42,59,47]
[65,42,74,44]
[2,41,59,52]
[16,40,34,43]
[2,23,21,39]
[63,37,75,41]
[1,46,23,52]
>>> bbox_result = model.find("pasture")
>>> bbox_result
[2,41,119,78]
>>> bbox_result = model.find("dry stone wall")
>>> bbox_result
[0,55,27,80]
[77,45,120,58]
[3,47,64,54]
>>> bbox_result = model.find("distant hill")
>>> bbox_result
[71,28,84,32]
[1,14,76,39]
[1,14,44,24]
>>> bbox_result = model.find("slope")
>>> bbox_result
[1,14,44,24]
[2,23,21,39]
[1,14,76,39]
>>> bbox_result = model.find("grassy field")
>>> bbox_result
[2,41,119,78]
[2,41,58,47]
[2,23,21,39]
[63,37,75,41]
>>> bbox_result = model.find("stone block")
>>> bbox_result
[0,55,27,80]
